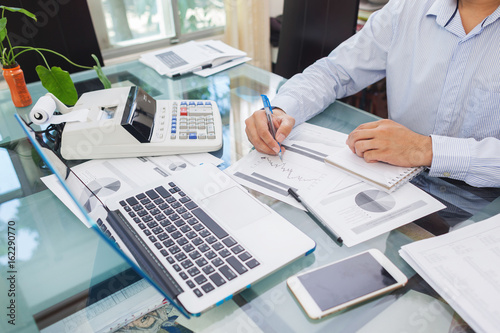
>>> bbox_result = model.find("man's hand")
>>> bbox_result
[244,108,295,155]
[346,119,433,167]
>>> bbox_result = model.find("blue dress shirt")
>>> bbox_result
[272,0,500,187]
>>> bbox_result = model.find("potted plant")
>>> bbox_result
[0,5,111,107]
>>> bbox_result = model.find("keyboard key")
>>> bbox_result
[136,193,146,200]
[194,275,207,285]
[206,236,217,244]
[140,198,151,205]
[174,219,185,227]
[193,224,204,231]
[179,196,191,203]
[166,256,175,264]
[192,208,228,239]
[160,249,168,257]
[189,251,201,259]
[185,201,198,210]
[219,249,231,258]
[195,257,208,267]
[175,253,187,262]
[181,260,194,269]
[155,186,172,198]
[188,267,200,277]
[173,264,181,272]
[200,229,211,238]
[219,265,237,281]
[193,289,203,297]
[186,280,195,288]
[126,197,139,206]
[180,272,188,280]
[192,238,203,246]
[169,246,181,254]
[186,231,197,239]
[226,256,248,275]
[161,220,171,227]
[223,237,237,248]
[147,221,158,228]
[163,239,174,248]
[208,272,226,287]
[148,235,157,243]
[212,242,223,251]
[246,259,260,269]
[187,218,198,225]
[212,258,224,267]
[198,244,210,252]
[231,245,245,254]
[158,233,169,241]
[177,237,188,245]
[180,225,191,233]
[238,252,252,261]
[183,244,195,253]
[146,189,159,200]
[201,282,215,293]
[205,251,217,260]
[171,231,182,239]
[203,265,215,275]
[119,200,127,206]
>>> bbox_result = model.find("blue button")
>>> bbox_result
[189,133,197,139]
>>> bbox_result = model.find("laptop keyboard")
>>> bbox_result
[113,182,260,298]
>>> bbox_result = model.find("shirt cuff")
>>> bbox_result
[271,94,307,126]
[428,135,471,181]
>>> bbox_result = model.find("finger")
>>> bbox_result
[347,128,376,149]
[245,125,276,155]
[274,115,295,143]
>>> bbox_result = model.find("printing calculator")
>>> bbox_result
[57,86,223,160]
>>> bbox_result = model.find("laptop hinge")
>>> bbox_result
[106,210,184,300]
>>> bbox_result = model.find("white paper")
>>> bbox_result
[228,123,445,246]
[400,214,500,333]
[140,40,247,77]
[42,153,223,227]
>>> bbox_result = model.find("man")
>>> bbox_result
[245,0,500,188]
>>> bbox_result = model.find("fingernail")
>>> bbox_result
[272,146,280,153]
[276,133,285,142]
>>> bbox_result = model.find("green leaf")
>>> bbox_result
[91,54,111,89]
[36,65,78,105]
[0,6,37,21]
[0,17,7,43]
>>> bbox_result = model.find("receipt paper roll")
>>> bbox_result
[29,95,88,125]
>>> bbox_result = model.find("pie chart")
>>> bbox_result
[355,190,396,213]
[169,162,187,171]
[81,178,121,212]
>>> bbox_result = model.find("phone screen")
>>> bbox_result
[297,252,398,311]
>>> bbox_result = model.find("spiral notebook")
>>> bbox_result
[324,147,424,193]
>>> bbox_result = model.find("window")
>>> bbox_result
[88,0,226,59]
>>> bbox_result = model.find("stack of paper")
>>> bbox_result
[139,40,249,77]
[400,214,500,333]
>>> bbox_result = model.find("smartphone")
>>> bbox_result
[287,249,408,319]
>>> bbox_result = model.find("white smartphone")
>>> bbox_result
[287,249,408,319]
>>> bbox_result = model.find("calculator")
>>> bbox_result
[57,86,223,160]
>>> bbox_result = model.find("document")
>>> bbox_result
[325,147,424,192]
[139,40,247,77]
[42,153,223,227]
[227,123,445,246]
[399,214,500,333]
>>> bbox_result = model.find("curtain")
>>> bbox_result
[223,0,271,71]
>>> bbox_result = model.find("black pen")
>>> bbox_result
[288,188,343,244]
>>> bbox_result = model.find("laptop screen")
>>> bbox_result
[14,114,190,318]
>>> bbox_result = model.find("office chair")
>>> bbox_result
[5,0,104,84]
[274,0,360,79]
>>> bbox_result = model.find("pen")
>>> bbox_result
[261,94,283,161]
[172,64,213,78]
[288,188,343,244]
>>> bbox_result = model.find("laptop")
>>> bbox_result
[16,114,316,317]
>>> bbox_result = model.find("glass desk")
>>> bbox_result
[1,61,500,333]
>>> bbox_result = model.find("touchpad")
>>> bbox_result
[201,186,270,231]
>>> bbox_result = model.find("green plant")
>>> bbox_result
[0,5,111,105]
